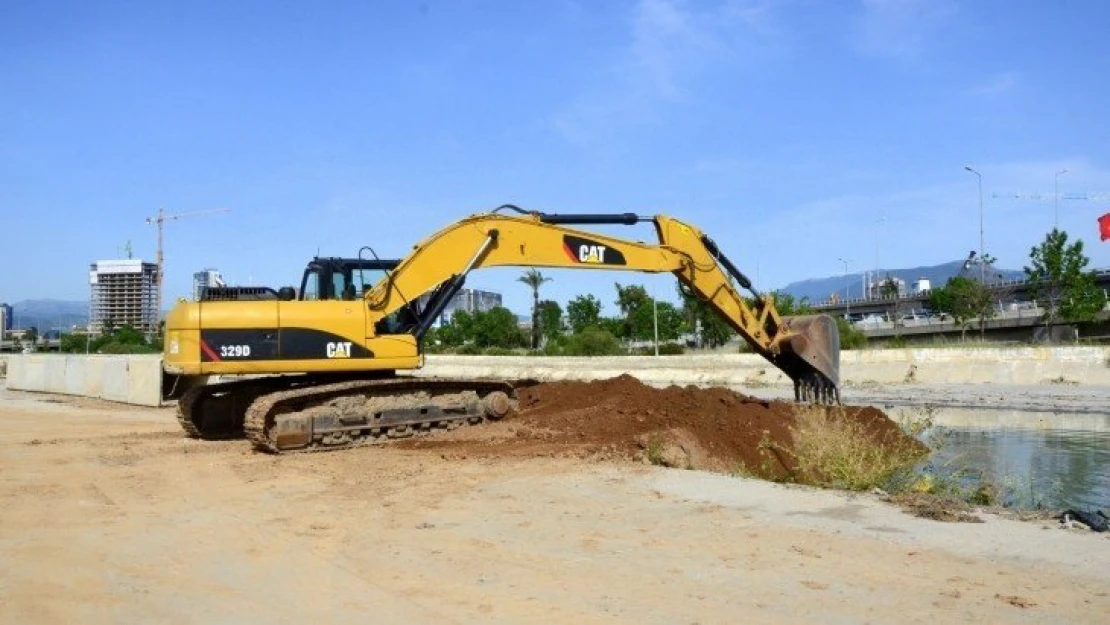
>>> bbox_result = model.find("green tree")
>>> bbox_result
[566,294,602,334]
[60,333,89,353]
[536,300,564,344]
[677,284,734,348]
[517,269,552,350]
[109,325,146,346]
[613,283,650,340]
[1025,229,1108,328]
[770,291,815,316]
[877,277,902,325]
[834,318,868,350]
[879,277,899,299]
[626,299,685,342]
[929,276,994,339]
[472,307,526,349]
[85,325,161,354]
[597,316,625,338]
[436,310,474,347]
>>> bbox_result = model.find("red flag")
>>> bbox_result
[1101,212,1110,242]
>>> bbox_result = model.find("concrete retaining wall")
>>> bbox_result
[418,346,1110,387]
[3,347,1107,407]
[5,355,163,407]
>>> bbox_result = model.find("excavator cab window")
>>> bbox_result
[300,269,321,301]
[350,268,381,298]
[332,271,353,300]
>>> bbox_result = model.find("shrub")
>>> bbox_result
[786,406,926,491]
[96,341,161,355]
[657,342,685,355]
[541,341,565,356]
[482,346,515,356]
[646,437,665,466]
[834,318,867,350]
[454,342,483,355]
[563,327,625,356]
[630,342,685,356]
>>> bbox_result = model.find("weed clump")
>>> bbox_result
[758,406,927,491]
[890,492,983,523]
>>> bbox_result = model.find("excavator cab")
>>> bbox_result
[297,257,401,301]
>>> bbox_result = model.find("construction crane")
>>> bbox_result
[992,192,1110,201]
[146,207,230,328]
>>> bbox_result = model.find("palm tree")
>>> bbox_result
[517,269,552,349]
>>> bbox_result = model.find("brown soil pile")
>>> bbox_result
[401,375,919,478]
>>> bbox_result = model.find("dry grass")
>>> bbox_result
[785,406,926,491]
[889,492,983,523]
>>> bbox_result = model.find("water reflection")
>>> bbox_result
[904,408,1110,511]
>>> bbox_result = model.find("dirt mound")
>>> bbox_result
[401,375,917,478]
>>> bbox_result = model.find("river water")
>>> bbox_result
[895,407,1110,511]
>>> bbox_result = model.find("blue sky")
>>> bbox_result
[3,0,1109,317]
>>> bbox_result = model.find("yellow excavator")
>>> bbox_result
[163,205,840,453]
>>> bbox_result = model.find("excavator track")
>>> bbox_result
[243,377,519,454]
[176,376,319,440]
[175,385,206,438]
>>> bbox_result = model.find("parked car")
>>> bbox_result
[854,314,887,326]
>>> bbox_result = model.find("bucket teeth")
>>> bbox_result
[793,373,840,405]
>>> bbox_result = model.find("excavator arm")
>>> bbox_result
[364,206,840,402]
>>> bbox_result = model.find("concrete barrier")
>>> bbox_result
[418,346,1110,387]
[6,355,164,407]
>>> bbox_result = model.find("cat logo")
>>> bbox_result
[562,235,627,266]
[578,244,607,264]
[326,341,353,358]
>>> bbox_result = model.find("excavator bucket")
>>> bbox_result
[776,314,841,404]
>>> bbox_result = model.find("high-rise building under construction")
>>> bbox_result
[88,259,159,335]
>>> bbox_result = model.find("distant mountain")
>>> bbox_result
[7,299,89,332]
[779,261,1026,303]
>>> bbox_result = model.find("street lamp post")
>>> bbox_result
[964,166,984,283]
[838,257,851,318]
[874,215,886,299]
[652,296,659,357]
[1054,168,1069,230]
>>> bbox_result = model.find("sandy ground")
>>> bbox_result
[1,386,1107,624]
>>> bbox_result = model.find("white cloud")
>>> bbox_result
[553,0,784,143]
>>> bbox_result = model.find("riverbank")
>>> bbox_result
[0,385,1106,623]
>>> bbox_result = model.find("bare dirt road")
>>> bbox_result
[1,385,1106,624]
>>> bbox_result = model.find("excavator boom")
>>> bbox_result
[360,205,840,399]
